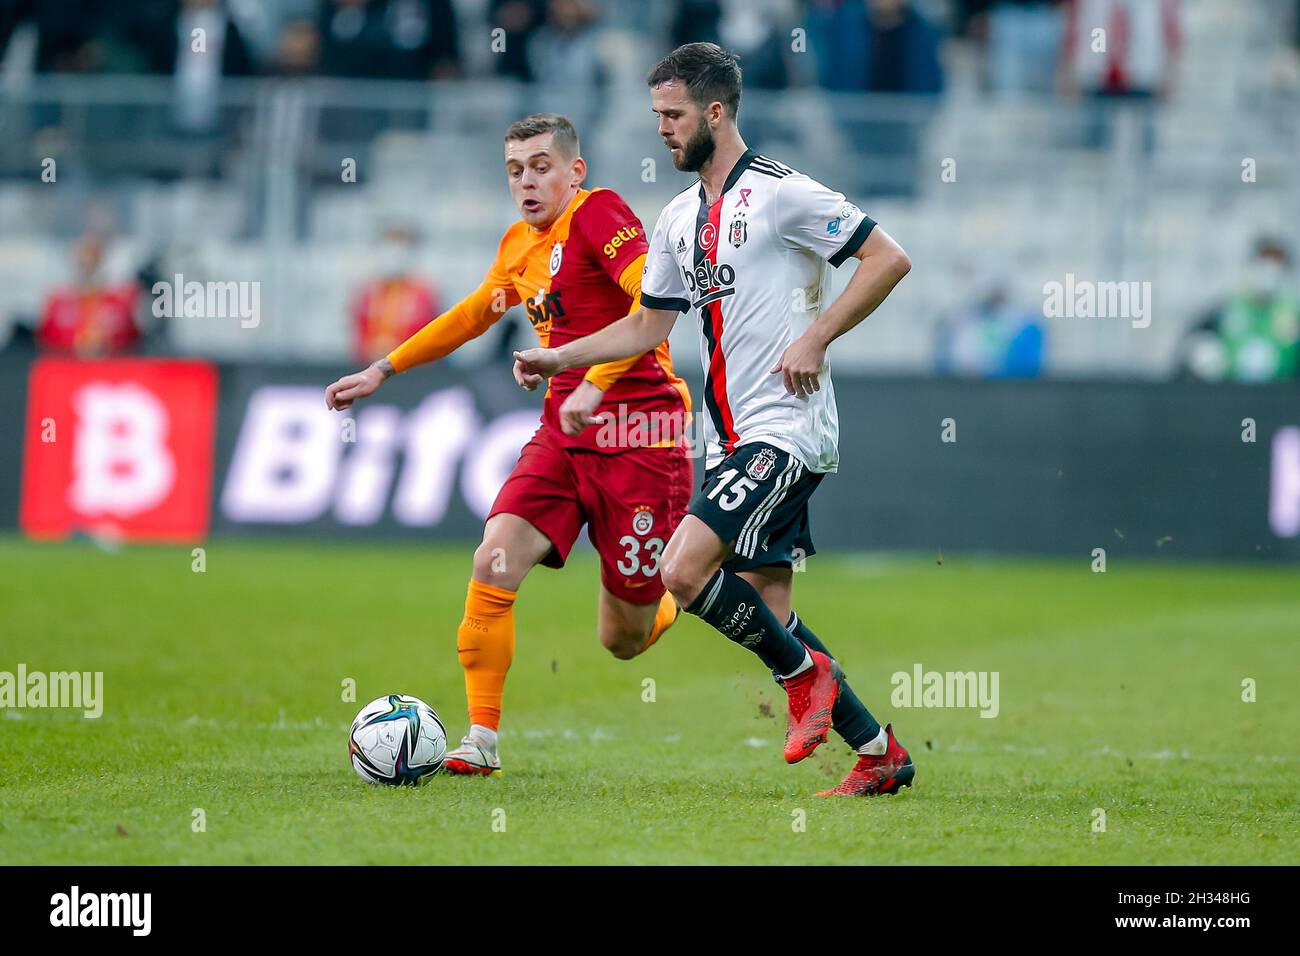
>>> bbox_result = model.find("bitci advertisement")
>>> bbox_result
[20,358,217,542]
[6,356,1297,561]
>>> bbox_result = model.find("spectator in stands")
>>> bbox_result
[393,0,461,79]
[489,0,547,81]
[527,0,606,134]
[273,17,321,76]
[167,0,255,133]
[37,232,142,357]
[109,0,253,76]
[962,0,1066,97]
[670,0,723,49]
[0,0,103,73]
[807,0,943,95]
[1181,237,1300,384]
[934,271,1045,378]
[318,0,460,79]
[670,1,791,90]
[669,0,793,146]
[350,224,441,364]
[806,0,944,196]
[1060,0,1181,151]
[1061,0,1180,100]
[319,0,385,77]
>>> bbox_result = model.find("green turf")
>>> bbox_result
[0,535,1296,865]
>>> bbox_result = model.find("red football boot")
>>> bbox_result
[816,723,915,796]
[782,650,840,763]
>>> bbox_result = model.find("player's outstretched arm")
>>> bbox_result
[325,358,394,410]
[513,305,678,389]
[325,280,511,410]
[771,226,911,398]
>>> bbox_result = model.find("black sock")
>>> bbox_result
[684,570,810,676]
[779,611,881,751]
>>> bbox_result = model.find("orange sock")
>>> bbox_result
[641,592,680,653]
[457,579,517,731]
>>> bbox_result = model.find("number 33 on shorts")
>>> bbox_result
[616,535,664,576]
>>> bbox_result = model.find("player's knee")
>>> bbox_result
[472,539,519,589]
[600,628,643,661]
[660,557,706,608]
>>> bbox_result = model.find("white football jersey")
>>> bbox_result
[641,150,875,473]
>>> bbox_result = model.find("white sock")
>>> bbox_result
[780,650,814,681]
[468,724,498,748]
[857,726,887,756]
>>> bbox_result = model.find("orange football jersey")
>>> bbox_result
[388,187,690,453]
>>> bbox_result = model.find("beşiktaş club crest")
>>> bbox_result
[746,447,779,481]
[549,242,563,275]
[632,505,655,536]
[729,214,747,248]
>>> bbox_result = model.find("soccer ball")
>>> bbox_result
[348,694,447,785]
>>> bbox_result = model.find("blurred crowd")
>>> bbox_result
[932,234,1300,384]
[13,1,1290,99]
[7,220,448,365]
[4,1,1300,381]
[0,0,1270,193]
[14,221,1299,384]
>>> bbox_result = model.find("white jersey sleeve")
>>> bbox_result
[774,174,876,268]
[641,212,691,313]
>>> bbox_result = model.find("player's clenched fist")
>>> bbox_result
[512,348,564,391]
[558,380,607,436]
[325,363,388,410]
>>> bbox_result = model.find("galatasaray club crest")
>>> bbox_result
[632,506,655,536]
[549,242,564,275]
[745,447,779,481]
[729,216,747,248]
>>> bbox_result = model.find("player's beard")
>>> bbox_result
[674,117,716,173]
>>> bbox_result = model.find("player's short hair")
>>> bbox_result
[647,42,743,118]
[504,113,580,158]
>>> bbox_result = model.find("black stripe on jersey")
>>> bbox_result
[694,287,736,309]
[694,193,732,449]
[642,292,690,313]
[755,154,794,173]
[828,215,877,267]
[751,156,794,178]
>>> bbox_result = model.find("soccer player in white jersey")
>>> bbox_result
[516,43,914,796]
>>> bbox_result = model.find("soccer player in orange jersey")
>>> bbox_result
[325,114,692,775]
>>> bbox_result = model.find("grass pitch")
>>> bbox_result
[1,536,1296,865]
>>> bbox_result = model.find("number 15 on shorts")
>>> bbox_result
[706,468,758,512]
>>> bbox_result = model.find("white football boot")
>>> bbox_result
[442,726,501,776]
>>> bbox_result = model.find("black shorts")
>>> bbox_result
[687,442,824,573]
